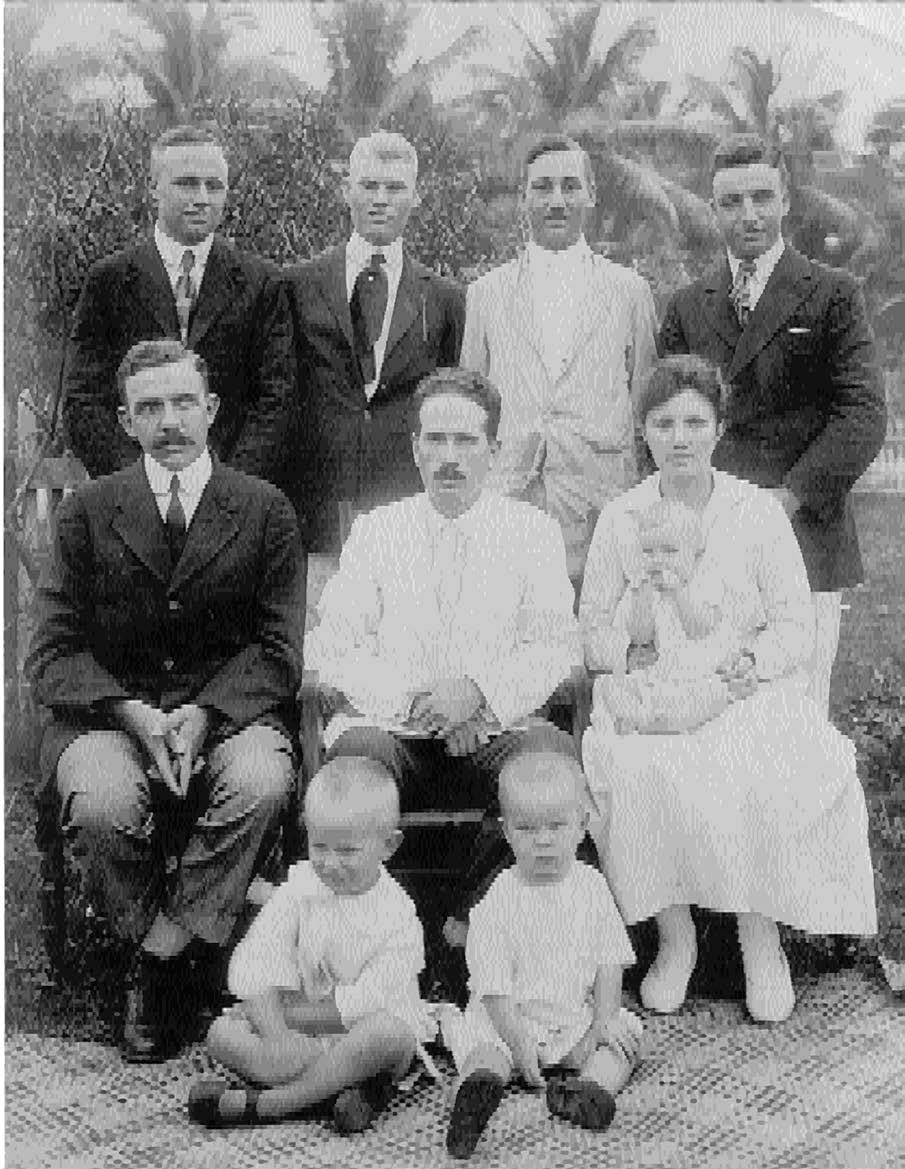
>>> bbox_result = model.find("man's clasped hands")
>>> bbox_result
[115,698,210,796]
[405,677,494,755]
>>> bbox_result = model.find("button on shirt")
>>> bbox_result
[727,237,785,314]
[526,236,593,373]
[154,223,215,304]
[144,448,212,528]
[345,232,403,400]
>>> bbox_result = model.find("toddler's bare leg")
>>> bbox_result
[737,912,795,1023]
[206,1014,319,1087]
[255,1011,415,1119]
[641,903,697,1013]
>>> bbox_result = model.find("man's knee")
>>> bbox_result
[55,731,147,838]
[210,725,294,821]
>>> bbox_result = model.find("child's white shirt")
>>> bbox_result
[228,861,432,1042]
[466,862,635,1024]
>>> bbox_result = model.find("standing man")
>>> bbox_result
[287,131,465,553]
[659,134,886,713]
[29,340,304,1062]
[63,125,296,496]
[460,134,658,582]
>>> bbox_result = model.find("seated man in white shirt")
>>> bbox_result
[305,367,586,922]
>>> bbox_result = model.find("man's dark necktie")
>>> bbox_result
[350,252,388,384]
[730,259,757,329]
[175,249,196,343]
[166,474,187,563]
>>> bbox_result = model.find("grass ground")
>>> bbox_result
[5,493,903,1042]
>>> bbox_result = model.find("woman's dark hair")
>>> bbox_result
[637,354,728,426]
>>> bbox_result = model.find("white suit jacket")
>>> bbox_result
[306,491,581,730]
[461,251,658,575]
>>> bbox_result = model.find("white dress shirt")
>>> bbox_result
[154,223,215,297]
[306,490,580,735]
[526,236,593,374]
[727,237,785,312]
[345,231,404,399]
[144,447,212,527]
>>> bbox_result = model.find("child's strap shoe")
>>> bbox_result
[546,1076,616,1131]
[446,1070,505,1160]
[333,1070,398,1134]
[187,1079,272,1128]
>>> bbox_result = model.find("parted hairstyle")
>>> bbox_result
[348,130,418,183]
[711,132,789,188]
[116,339,210,404]
[637,354,729,427]
[522,133,596,194]
[411,367,502,441]
[149,123,226,184]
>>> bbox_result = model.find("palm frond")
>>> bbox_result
[378,24,486,122]
[679,74,747,131]
[595,149,680,232]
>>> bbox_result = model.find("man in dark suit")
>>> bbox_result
[287,131,465,552]
[28,339,304,1062]
[659,134,886,713]
[62,125,296,496]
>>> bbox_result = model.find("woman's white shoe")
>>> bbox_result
[737,913,795,1023]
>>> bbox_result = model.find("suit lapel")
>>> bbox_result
[510,253,554,377]
[728,248,816,378]
[558,253,618,379]
[110,461,171,584]
[383,255,423,365]
[318,244,357,360]
[701,260,743,354]
[170,461,241,591]
[189,236,239,348]
[129,243,179,336]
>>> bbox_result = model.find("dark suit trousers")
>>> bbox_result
[56,724,294,945]
[326,722,590,916]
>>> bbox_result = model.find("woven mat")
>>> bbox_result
[6,969,904,1169]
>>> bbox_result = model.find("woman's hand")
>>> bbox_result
[625,582,657,644]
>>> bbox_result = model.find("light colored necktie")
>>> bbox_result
[174,249,196,342]
[730,260,757,329]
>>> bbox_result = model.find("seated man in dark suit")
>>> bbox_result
[62,125,296,498]
[28,339,305,1062]
[659,133,886,716]
[306,368,596,931]
[287,131,465,553]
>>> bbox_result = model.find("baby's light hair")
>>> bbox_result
[638,499,704,555]
[304,756,400,832]
[348,131,418,184]
[498,751,587,819]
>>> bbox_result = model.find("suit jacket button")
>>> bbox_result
[363,409,371,421]
[163,657,175,671]
[168,599,181,612]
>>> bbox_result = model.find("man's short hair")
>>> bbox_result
[304,757,400,831]
[522,133,595,193]
[411,367,502,441]
[348,131,418,184]
[150,124,225,183]
[116,339,210,403]
[711,133,789,187]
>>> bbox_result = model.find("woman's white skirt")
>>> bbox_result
[582,674,877,935]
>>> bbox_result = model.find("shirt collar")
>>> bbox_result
[154,223,215,276]
[144,447,212,495]
[527,235,592,275]
[422,488,491,537]
[347,231,403,277]
[727,236,785,283]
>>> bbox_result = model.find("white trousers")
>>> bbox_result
[807,592,842,717]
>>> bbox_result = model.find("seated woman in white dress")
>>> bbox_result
[580,354,877,1024]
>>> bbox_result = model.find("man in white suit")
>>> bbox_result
[460,135,658,582]
[306,367,585,919]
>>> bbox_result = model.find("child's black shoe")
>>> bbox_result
[546,1075,616,1131]
[446,1069,505,1160]
[333,1070,398,1134]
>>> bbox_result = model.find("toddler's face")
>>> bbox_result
[307,813,393,896]
[640,518,700,589]
[502,775,587,886]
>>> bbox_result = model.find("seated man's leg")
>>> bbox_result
[171,724,294,949]
[55,730,158,942]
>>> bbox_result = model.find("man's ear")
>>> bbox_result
[205,392,220,423]
[118,404,134,438]
[383,828,404,860]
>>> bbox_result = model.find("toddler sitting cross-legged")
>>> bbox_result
[441,751,642,1160]
[188,757,433,1131]
[596,498,755,735]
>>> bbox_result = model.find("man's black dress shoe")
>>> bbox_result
[122,951,185,1063]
